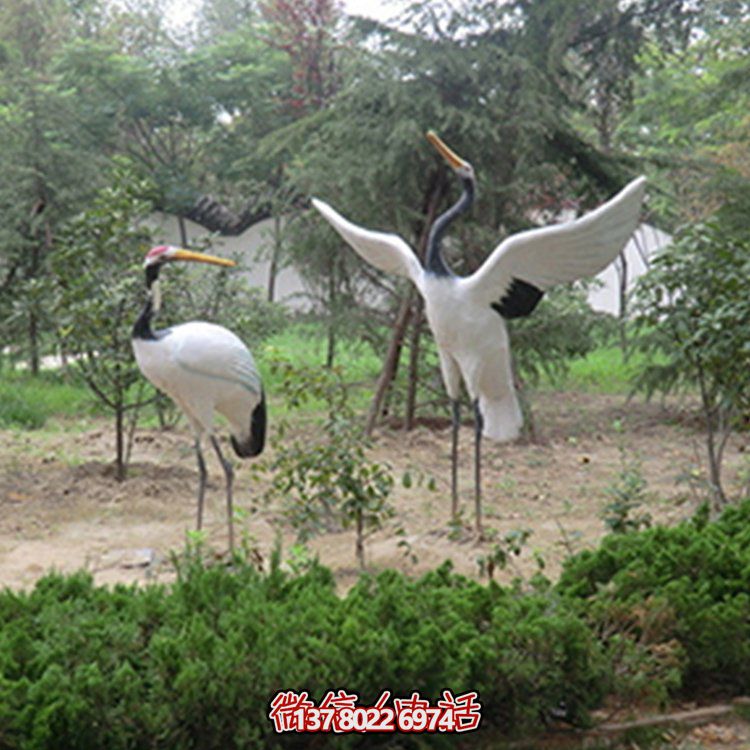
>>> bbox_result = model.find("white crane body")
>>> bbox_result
[423,274,522,441]
[133,321,263,450]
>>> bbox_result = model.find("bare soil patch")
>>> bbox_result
[0,390,747,593]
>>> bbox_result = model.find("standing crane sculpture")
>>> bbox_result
[132,245,266,552]
[312,131,645,533]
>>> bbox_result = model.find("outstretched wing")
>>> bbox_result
[464,177,647,317]
[312,198,424,289]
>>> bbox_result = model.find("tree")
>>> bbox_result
[0,0,106,371]
[620,10,750,507]
[616,12,750,226]
[50,164,157,481]
[266,356,396,569]
[259,0,342,115]
[633,215,750,507]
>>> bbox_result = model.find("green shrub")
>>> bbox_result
[558,499,750,694]
[6,502,750,748]
[0,553,607,748]
[0,387,46,428]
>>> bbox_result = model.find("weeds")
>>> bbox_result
[601,420,652,534]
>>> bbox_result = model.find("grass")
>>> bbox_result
[0,370,100,429]
[259,323,383,417]
[263,323,382,381]
[0,325,384,431]
[0,327,655,430]
[539,343,656,395]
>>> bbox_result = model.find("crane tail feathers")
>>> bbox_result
[231,391,266,458]
[479,393,523,442]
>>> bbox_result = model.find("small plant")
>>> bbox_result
[555,518,584,558]
[266,355,396,569]
[476,527,533,580]
[601,421,652,534]
[395,526,419,566]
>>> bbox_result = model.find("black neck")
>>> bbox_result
[425,176,475,277]
[132,264,160,340]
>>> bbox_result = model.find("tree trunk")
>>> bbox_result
[405,297,424,431]
[697,366,727,508]
[617,249,628,352]
[268,214,282,303]
[364,173,446,435]
[325,256,338,368]
[365,291,414,436]
[705,414,726,509]
[115,401,126,483]
[355,508,365,570]
[178,215,189,247]
[28,311,40,376]
[326,325,336,369]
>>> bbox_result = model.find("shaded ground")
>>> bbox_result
[0,390,747,591]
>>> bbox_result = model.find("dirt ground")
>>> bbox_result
[0,389,747,592]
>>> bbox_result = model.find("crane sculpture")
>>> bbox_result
[313,131,645,532]
[132,245,266,552]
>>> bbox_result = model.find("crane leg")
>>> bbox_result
[194,438,207,531]
[211,436,235,553]
[473,399,484,538]
[450,399,460,521]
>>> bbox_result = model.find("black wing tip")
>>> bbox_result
[231,392,266,458]
[491,278,544,320]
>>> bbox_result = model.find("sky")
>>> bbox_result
[166,0,411,28]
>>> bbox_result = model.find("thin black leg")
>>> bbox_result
[194,438,207,531]
[473,399,483,537]
[451,399,460,521]
[211,436,235,552]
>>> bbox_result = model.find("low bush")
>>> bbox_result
[4,502,750,747]
[0,550,606,748]
[558,500,750,695]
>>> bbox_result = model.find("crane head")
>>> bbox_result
[144,245,236,268]
[426,131,475,181]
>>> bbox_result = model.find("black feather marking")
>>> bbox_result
[491,278,544,320]
[231,391,266,458]
[132,265,162,340]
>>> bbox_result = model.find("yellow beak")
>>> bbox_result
[171,249,236,267]
[426,130,470,171]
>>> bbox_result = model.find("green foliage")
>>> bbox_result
[541,340,658,395]
[617,19,750,226]
[48,161,156,479]
[265,356,395,568]
[162,256,289,352]
[0,388,46,429]
[559,499,750,694]
[0,371,98,429]
[0,1,107,372]
[510,285,614,387]
[6,506,750,743]
[601,422,652,535]
[634,220,750,403]
[476,527,535,581]
[0,553,610,747]
[633,218,750,503]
